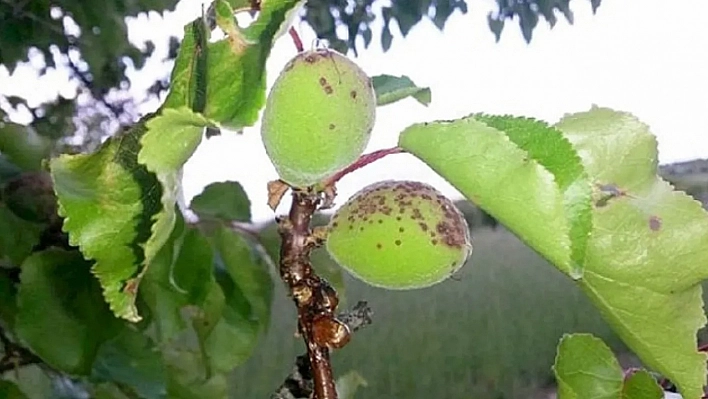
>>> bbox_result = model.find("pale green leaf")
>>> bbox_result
[553,333,623,399]
[622,370,663,399]
[50,115,162,322]
[556,107,708,399]
[398,115,592,277]
[372,74,431,107]
[189,181,251,222]
[15,249,121,375]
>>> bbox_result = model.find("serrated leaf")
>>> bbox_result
[50,116,162,322]
[398,115,592,277]
[91,328,168,399]
[0,203,44,265]
[555,107,708,399]
[622,370,663,399]
[0,122,51,171]
[553,333,623,399]
[0,380,29,399]
[189,181,251,222]
[372,74,431,107]
[139,107,219,291]
[165,0,303,130]
[15,249,121,375]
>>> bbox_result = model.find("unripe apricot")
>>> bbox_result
[326,180,472,290]
[260,48,376,188]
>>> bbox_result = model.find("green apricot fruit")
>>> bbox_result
[261,48,376,188]
[325,180,472,290]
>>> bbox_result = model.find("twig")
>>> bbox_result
[289,27,305,53]
[276,188,352,399]
[272,302,373,399]
[321,147,404,188]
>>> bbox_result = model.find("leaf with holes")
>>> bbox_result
[555,107,708,399]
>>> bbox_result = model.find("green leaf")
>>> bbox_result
[0,154,23,185]
[15,249,121,375]
[189,181,251,222]
[0,203,44,265]
[195,225,273,374]
[171,227,215,305]
[372,74,431,107]
[555,107,708,399]
[553,333,623,399]
[336,370,368,399]
[50,115,163,322]
[0,122,51,171]
[92,328,168,399]
[622,370,663,399]
[165,0,303,130]
[139,108,219,287]
[139,210,189,343]
[0,270,18,329]
[0,380,29,399]
[398,115,592,277]
[164,350,228,399]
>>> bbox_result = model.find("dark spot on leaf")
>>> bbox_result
[649,216,662,231]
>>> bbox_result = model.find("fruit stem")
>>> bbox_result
[289,26,304,53]
[322,147,405,187]
[276,188,345,399]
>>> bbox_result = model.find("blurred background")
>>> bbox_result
[1,0,707,397]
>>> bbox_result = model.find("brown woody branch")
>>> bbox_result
[272,302,373,399]
[275,188,355,399]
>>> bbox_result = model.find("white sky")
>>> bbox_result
[2,0,708,224]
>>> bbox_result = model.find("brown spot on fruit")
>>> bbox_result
[324,85,333,94]
[329,123,336,130]
[319,77,328,86]
[350,90,357,99]
[395,239,402,246]
[376,243,382,249]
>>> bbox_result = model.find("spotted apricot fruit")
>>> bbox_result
[325,180,473,290]
[260,48,376,188]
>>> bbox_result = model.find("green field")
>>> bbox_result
[229,227,637,399]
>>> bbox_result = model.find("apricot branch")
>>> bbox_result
[276,188,350,399]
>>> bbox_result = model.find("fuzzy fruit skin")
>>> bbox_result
[261,48,376,188]
[326,180,472,290]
